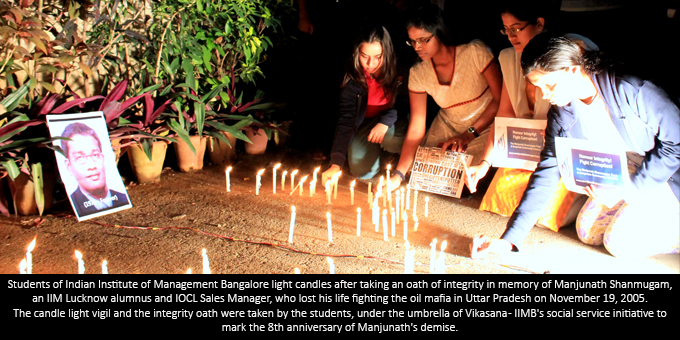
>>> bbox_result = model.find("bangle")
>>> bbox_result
[481,160,491,167]
[393,169,406,182]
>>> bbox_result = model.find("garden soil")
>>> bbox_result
[1,152,678,275]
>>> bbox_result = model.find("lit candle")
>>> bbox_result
[325,180,332,204]
[403,210,408,240]
[294,268,301,274]
[380,176,386,207]
[19,259,27,274]
[313,167,320,194]
[386,164,392,206]
[406,184,411,210]
[273,163,281,194]
[282,170,288,191]
[400,187,405,217]
[386,164,391,183]
[309,180,316,197]
[327,257,335,274]
[357,208,361,237]
[350,180,356,205]
[75,250,85,274]
[291,170,298,191]
[372,199,378,231]
[26,237,36,274]
[438,241,448,274]
[202,248,210,274]
[102,260,108,274]
[299,175,308,195]
[382,209,388,241]
[333,171,341,200]
[288,206,296,243]
[327,212,333,243]
[404,241,415,274]
[368,182,373,204]
[413,184,419,217]
[395,191,401,224]
[256,169,265,195]
[225,166,232,192]
[391,207,396,237]
[430,239,437,273]
[425,196,429,217]
[187,268,192,274]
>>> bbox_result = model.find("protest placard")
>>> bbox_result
[409,146,473,198]
[493,117,546,171]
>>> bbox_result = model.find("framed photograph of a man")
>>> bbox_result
[46,112,132,221]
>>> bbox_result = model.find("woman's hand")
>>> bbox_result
[583,184,623,208]
[321,164,341,185]
[385,174,403,192]
[368,123,389,144]
[439,132,475,153]
[469,235,513,259]
[465,162,491,193]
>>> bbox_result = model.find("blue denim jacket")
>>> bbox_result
[501,70,680,250]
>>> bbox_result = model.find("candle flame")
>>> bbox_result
[401,187,405,193]
[425,196,429,202]
[350,180,356,188]
[294,268,301,274]
[274,163,281,169]
[314,167,320,173]
[432,238,437,244]
[27,237,36,252]
[326,212,331,219]
[379,176,384,183]
[300,175,308,183]
[326,257,334,265]
[75,250,82,259]
[257,169,265,176]
[441,240,447,251]
[291,206,296,213]
[387,164,391,170]
[357,207,361,213]
[20,258,27,271]
[226,166,232,172]
[283,170,288,175]
[202,248,207,255]
[187,268,192,274]
[102,260,107,266]
[291,170,298,175]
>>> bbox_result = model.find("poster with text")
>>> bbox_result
[408,146,473,198]
[493,117,547,171]
[554,137,627,194]
[47,112,132,221]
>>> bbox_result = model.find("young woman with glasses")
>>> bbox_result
[385,3,502,191]
[471,35,680,259]
[322,25,407,183]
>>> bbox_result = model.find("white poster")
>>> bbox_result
[555,137,628,197]
[47,112,132,221]
[493,117,547,171]
[408,146,473,198]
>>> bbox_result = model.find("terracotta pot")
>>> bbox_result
[174,135,207,172]
[128,141,168,184]
[244,127,268,155]
[11,164,55,216]
[208,131,237,165]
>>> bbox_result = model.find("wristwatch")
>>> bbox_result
[467,126,480,138]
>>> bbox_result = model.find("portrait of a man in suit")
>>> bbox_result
[61,122,130,217]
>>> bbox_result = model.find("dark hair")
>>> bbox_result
[521,34,606,78]
[405,3,454,47]
[61,122,102,158]
[342,25,399,104]
[499,1,551,27]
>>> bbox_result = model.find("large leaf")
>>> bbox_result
[1,160,21,181]
[204,121,250,143]
[31,162,44,216]
[51,95,105,113]
[0,83,29,112]
[182,58,196,92]
[0,120,44,143]
[167,119,196,155]
[99,80,128,111]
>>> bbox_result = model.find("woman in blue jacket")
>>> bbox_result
[472,35,680,258]
[322,25,407,183]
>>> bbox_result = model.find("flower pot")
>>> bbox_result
[128,141,168,184]
[244,127,268,155]
[208,131,237,165]
[174,135,207,172]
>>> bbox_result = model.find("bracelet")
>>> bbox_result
[481,159,491,167]
[393,169,406,182]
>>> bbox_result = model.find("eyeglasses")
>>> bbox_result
[71,152,103,165]
[406,34,434,47]
[500,23,531,36]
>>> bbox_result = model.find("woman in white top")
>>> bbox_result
[387,4,502,189]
